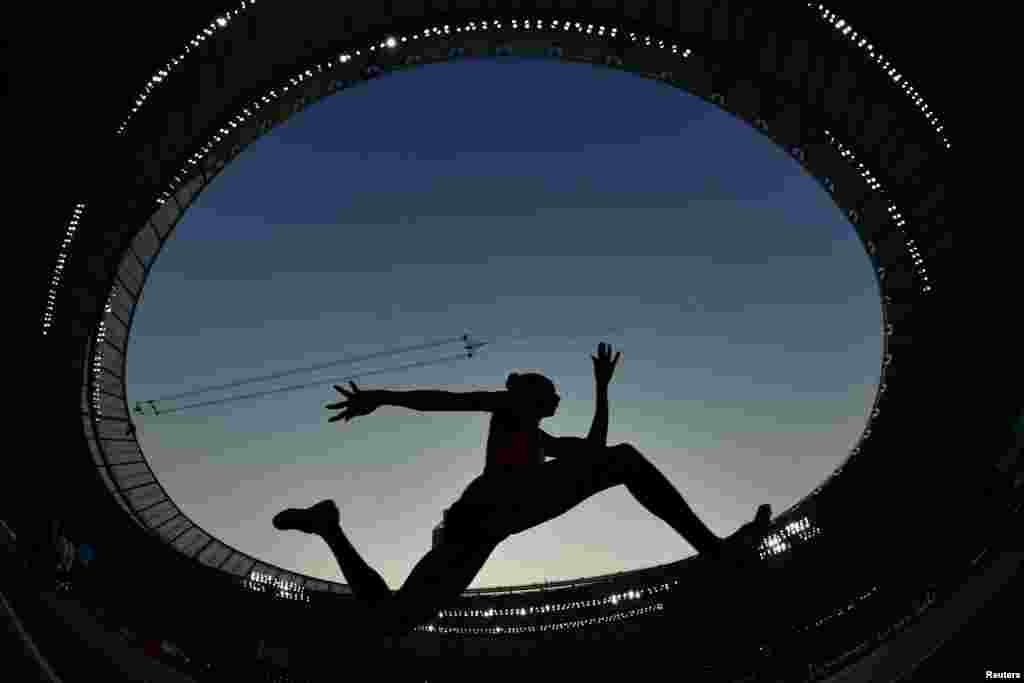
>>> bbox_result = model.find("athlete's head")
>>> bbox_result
[506,371,560,419]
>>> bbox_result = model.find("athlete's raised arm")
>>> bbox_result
[586,342,621,447]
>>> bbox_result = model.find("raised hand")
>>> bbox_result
[592,342,622,387]
[326,381,381,423]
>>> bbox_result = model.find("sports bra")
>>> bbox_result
[485,414,544,471]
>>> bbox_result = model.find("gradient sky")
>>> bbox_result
[126,57,881,590]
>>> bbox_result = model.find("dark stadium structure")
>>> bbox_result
[11,1,1015,681]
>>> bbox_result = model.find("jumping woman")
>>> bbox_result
[273,342,770,640]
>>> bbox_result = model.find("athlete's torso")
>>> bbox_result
[485,412,545,473]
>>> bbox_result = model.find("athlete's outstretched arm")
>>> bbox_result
[326,382,509,423]
[374,389,509,413]
[587,342,621,447]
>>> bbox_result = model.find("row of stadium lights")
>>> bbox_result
[116,0,257,136]
[825,132,882,193]
[889,209,932,291]
[416,582,673,635]
[434,585,655,621]
[800,585,880,632]
[804,589,934,677]
[809,4,949,150]
[42,202,86,336]
[815,639,875,676]
[90,288,117,418]
[824,130,933,294]
[420,603,663,636]
[794,584,937,675]
[237,567,680,636]
[116,2,945,151]
[758,516,821,559]
[246,571,310,603]
[242,575,914,665]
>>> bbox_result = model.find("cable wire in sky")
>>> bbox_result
[142,334,472,404]
[150,350,481,416]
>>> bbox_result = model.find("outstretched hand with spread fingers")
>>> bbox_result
[592,342,622,387]
[326,381,381,423]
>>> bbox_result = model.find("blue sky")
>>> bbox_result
[127,57,881,589]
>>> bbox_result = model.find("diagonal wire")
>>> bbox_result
[143,334,469,404]
[155,350,478,416]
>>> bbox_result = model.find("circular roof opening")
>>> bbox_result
[126,58,881,590]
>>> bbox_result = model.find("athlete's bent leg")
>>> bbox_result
[501,441,741,554]
[609,444,772,557]
[321,520,497,639]
[610,443,723,553]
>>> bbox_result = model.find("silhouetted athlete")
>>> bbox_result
[273,343,770,640]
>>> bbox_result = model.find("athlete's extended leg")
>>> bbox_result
[274,500,499,639]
